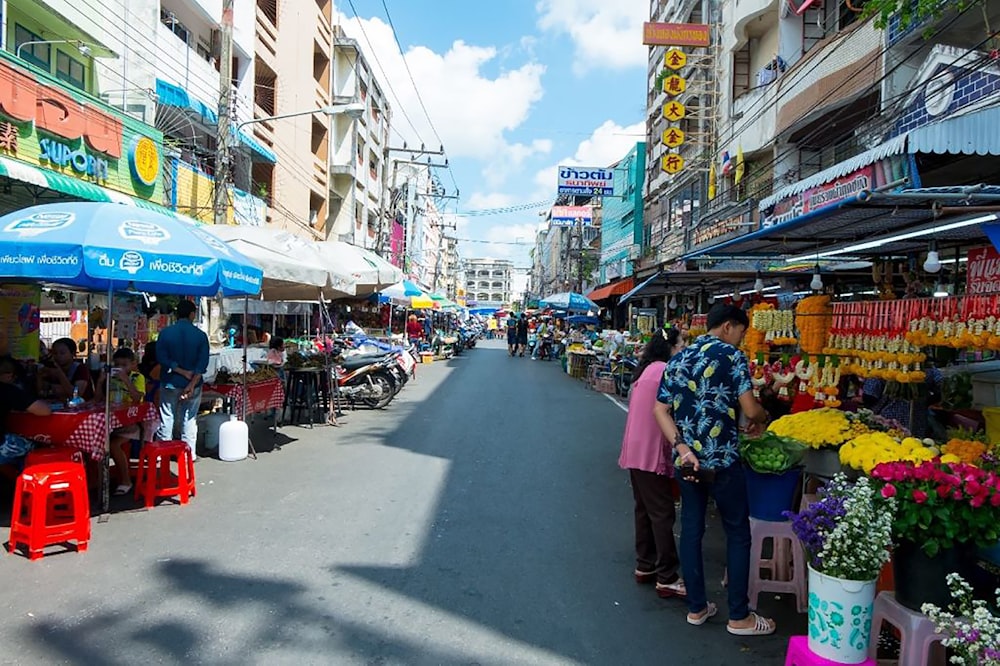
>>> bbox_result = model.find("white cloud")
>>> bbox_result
[536,0,648,74]
[534,119,647,189]
[336,13,546,166]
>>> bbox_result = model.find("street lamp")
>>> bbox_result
[16,39,98,59]
[235,102,366,131]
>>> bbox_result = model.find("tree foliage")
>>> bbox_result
[862,0,983,32]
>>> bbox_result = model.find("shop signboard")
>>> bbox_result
[557,166,615,196]
[689,204,755,251]
[967,245,1000,295]
[642,22,711,47]
[550,205,593,227]
[0,56,164,201]
[761,156,908,230]
[0,283,40,360]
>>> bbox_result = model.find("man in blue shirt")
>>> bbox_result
[653,304,774,636]
[156,299,209,461]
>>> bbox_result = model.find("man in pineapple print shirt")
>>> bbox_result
[653,304,775,636]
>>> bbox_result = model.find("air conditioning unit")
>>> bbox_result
[628,244,641,260]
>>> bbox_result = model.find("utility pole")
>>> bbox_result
[213,0,234,227]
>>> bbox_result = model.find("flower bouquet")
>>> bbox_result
[839,433,937,475]
[768,408,855,449]
[871,459,1000,610]
[786,475,894,663]
[923,574,1000,665]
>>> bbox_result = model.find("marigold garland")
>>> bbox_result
[795,296,832,355]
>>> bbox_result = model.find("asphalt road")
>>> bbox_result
[0,339,802,665]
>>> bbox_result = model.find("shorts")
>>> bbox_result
[517,334,528,345]
[0,433,35,466]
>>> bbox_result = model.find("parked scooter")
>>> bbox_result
[334,356,396,409]
[538,332,554,361]
[612,356,639,398]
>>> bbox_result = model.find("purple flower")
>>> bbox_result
[785,494,846,568]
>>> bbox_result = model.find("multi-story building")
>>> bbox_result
[598,142,646,284]
[330,24,391,248]
[463,259,513,308]
[0,2,169,216]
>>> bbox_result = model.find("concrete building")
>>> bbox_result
[329,24,391,248]
[598,142,646,284]
[464,259,513,308]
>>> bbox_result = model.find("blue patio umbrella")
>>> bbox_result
[541,291,598,312]
[0,203,263,296]
[0,202,263,513]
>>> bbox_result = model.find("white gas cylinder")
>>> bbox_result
[218,416,249,462]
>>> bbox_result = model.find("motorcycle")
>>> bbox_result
[612,356,639,398]
[334,354,397,409]
[538,333,554,361]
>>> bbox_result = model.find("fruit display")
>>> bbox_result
[740,432,807,474]
[284,351,326,369]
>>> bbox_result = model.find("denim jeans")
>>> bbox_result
[156,385,202,452]
[678,462,751,620]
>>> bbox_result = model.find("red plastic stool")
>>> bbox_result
[785,636,876,665]
[8,462,90,560]
[135,441,196,508]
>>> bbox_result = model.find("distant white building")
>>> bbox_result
[463,259,513,308]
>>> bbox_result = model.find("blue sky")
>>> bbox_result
[334,1,649,293]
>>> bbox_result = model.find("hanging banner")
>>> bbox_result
[967,244,1000,295]
[0,283,41,360]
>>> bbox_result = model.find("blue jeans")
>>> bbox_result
[678,462,751,620]
[156,385,202,450]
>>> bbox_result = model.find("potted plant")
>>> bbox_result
[870,460,1000,611]
[922,574,1000,665]
[787,475,894,664]
[739,432,807,521]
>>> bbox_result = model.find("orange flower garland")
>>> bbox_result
[795,295,832,355]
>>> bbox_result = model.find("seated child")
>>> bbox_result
[94,348,146,495]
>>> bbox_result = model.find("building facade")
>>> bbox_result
[599,142,646,284]
[330,25,391,248]
[464,259,513,308]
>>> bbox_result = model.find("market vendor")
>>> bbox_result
[36,337,93,402]
[0,358,51,480]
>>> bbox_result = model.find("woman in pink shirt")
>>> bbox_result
[619,327,686,598]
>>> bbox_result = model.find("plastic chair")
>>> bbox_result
[785,636,876,665]
[868,592,947,666]
[749,517,808,613]
[8,462,90,560]
[134,440,196,508]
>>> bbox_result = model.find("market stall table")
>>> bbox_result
[8,402,159,460]
[202,377,285,418]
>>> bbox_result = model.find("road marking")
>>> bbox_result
[603,393,628,412]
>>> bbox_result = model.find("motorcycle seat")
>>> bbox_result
[340,354,390,371]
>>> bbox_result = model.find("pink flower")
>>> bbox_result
[881,484,897,499]
[990,493,1000,507]
[971,495,986,508]
[966,480,983,496]
[937,485,952,498]
[912,490,928,504]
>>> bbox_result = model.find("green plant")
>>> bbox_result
[862,0,982,32]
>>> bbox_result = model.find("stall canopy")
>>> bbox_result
[587,277,635,302]
[205,225,355,300]
[541,291,598,312]
[314,242,403,296]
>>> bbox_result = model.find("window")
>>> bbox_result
[160,10,190,44]
[14,25,49,69]
[56,52,86,90]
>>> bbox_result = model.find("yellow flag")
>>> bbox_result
[734,144,745,185]
[708,160,717,200]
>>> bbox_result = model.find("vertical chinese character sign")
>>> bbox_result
[660,48,688,175]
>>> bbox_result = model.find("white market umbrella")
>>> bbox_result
[314,241,403,296]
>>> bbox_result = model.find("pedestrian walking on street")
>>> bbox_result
[506,312,519,356]
[619,327,687,598]
[516,314,529,357]
[156,299,209,461]
[653,304,775,636]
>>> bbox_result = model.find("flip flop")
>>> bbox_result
[656,579,687,598]
[687,602,717,626]
[113,484,133,496]
[727,612,776,636]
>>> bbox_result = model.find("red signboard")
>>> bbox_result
[642,22,711,47]
[967,245,1000,295]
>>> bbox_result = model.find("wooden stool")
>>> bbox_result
[749,517,808,613]
[8,462,90,560]
[868,592,947,666]
[785,636,876,666]
[135,441,196,508]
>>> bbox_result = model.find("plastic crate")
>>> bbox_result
[594,377,616,394]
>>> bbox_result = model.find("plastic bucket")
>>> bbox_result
[745,466,801,521]
[984,407,1000,446]
[807,566,876,664]
[804,448,843,478]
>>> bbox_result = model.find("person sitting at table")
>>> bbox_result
[37,337,93,402]
[0,358,51,481]
[139,341,161,405]
[266,337,285,366]
[94,348,146,495]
